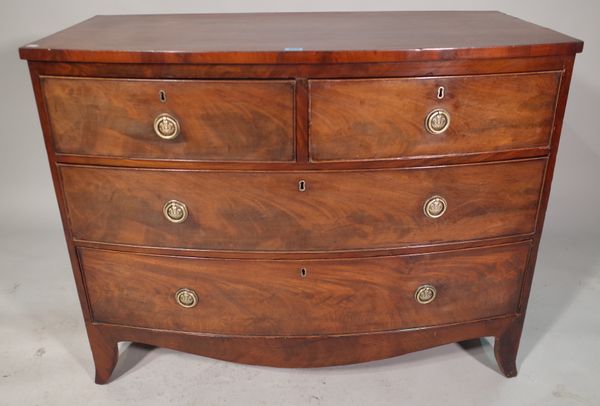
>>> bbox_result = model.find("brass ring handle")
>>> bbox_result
[415,285,437,304]
[423,195,447,219]
[175,288,198,308]
[163,200,188,223]
[153,113,180,140]
[425,108,450,134]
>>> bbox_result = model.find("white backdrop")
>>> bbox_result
[1,2,599,405]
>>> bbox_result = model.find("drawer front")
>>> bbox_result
[61,159,545,252]
[80,242,529,335]
[42,77,295,162]
[309,72,561,161]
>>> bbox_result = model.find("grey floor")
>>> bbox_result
[1,222,599,406]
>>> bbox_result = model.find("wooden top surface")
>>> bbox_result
[19,11,583,64]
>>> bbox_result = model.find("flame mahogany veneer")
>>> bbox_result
[20,11,583,384]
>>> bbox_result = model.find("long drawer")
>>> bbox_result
[41,77,296,162]
[80,242,530,335]
[309,72,561,161]
[60,159,546,252]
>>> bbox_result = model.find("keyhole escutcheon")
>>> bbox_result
[437,86,445,99]
[298,179,306,192]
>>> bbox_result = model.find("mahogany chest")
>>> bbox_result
[20,11,583,383]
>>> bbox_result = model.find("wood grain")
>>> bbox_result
[25,64,95,324]
[28,56,568,80]
[310,72,561,161]
[495,57,579,378]
[54,147,550,171]
[42,77,295,162]
[90,315,517,383]
[80,242,529,336]
[72,234,533,261]
[20,12,583,383]
[19,12,583,64]
[60,159,546,252]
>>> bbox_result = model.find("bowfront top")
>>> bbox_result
[19,11,583,64]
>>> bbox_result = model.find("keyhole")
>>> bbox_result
[300,267,308,278]
[298,180,306,192]
[437,86,445,99]
[159,90,167,103]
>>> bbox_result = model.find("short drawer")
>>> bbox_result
[309,72,561,161]
[41,77,295,162]
[60,159,545,252]
[80,242,530,335]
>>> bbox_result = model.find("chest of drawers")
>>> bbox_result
[20,11,583,384]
